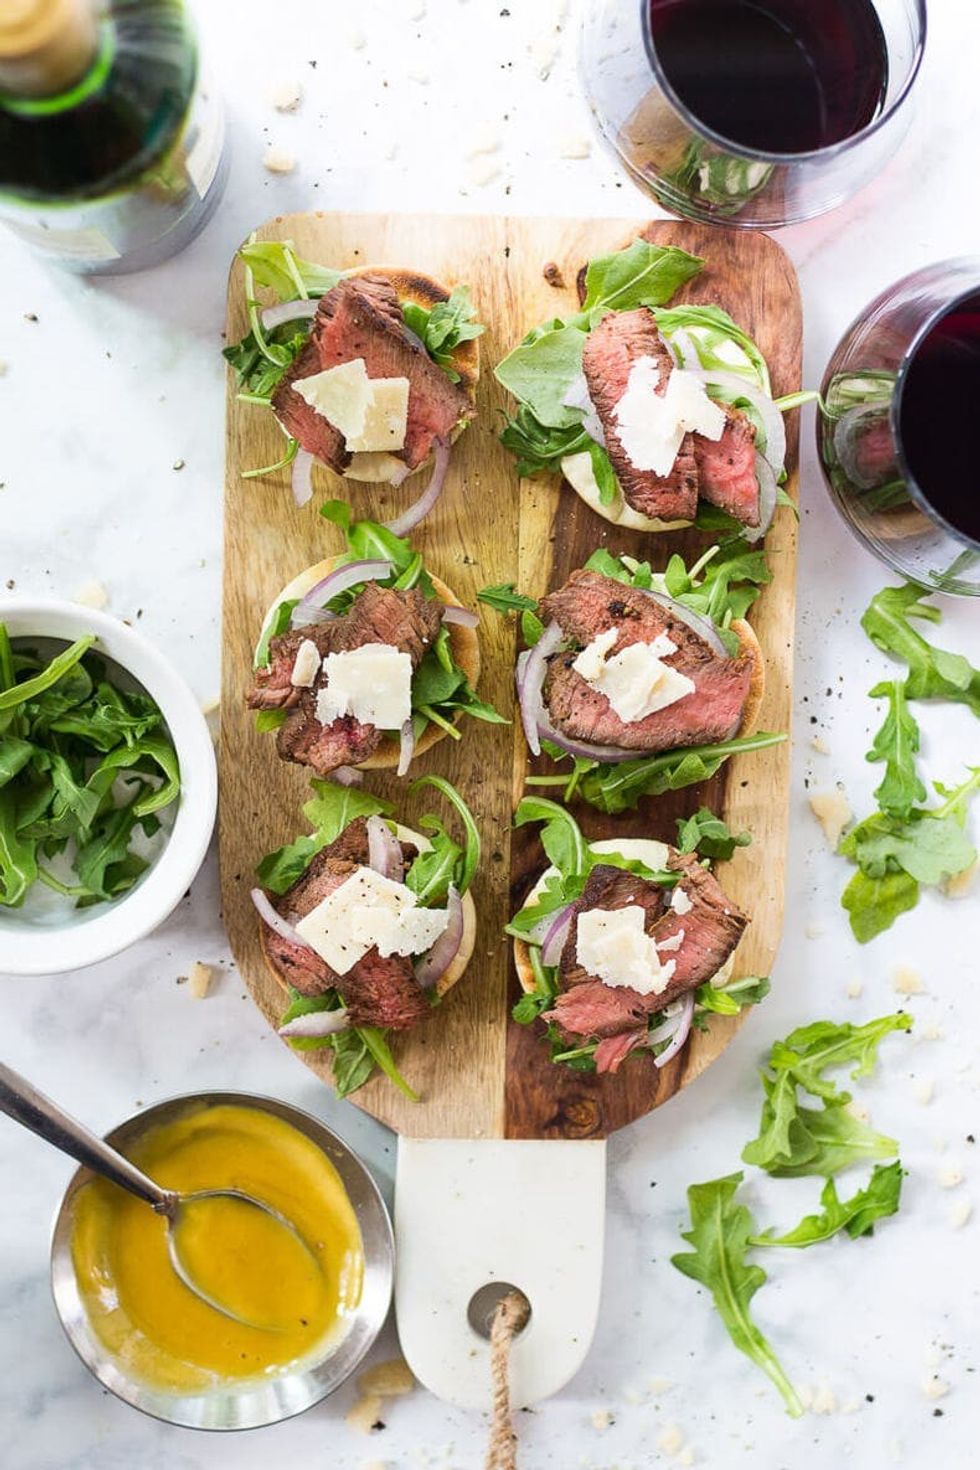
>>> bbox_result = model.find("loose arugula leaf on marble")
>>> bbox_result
[861,583,980,713]
[769,1014,913,1102]
[865,679,926,819]
[753,1162,903,1248]
[672,1173,804,1417]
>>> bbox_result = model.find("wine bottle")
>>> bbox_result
[0,0,228,274]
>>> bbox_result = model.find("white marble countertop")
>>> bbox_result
[1,2,978,1466]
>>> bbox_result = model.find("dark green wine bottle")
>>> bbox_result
[0,0,228,273]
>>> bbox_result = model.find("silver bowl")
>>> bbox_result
[49,1091,394,1430]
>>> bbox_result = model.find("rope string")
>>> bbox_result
[485,1289,531,1470]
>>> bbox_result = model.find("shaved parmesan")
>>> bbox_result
[315,644,412,730]
[290,638,322,687]
[576,906,676,996]
[670,885,693,916]
[294,358,410,452]
[295,866,448,974]
[614,358,726,476]
[809,788,852,848]
[572,627,694,723]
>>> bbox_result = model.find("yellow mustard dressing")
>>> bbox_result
[69,1103,364,1391]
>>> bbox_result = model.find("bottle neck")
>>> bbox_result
[0,0,100,101]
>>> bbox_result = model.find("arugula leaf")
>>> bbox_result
[861,584,980,714]
[409,774,481,898]
[276,990,417,1100]
[655,303,771,394]
[770,1013,912,1101]
[477,582,545,645]
[222,323,309,399]
[498,405,592,477]
[257,782,391,894]
[671,1173,803,1417]
[0,737,34,788]
[402,285,484,382]
[239,240,343,301]
[514,796,590,883]
[254,599,299,671]
[0,637,94,712]
[866,679,926,818]
[494,323,587,430]
[0,789,38,905]
[576,240,703,325]
[754,1163,903,1248]
[74,795,146,901]
[694,975,770,1016]
[841,868,920,942]
[676,807,751,862]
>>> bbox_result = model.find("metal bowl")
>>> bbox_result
[49,1091,394,1430]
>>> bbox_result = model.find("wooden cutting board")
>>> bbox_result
[220,211,801,1144]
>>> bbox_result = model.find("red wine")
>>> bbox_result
[899,295,980,544]
[647,0,889,155]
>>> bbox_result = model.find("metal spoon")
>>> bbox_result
[0,1061,318,1331]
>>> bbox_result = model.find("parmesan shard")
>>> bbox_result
[808,788,852,848]
[576,906,675,995]
[315,644,413,730]
[290,638,322,687]
[187,961,213,999]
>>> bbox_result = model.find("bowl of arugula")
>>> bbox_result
[0,600,217,975]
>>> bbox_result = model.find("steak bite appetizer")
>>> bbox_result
[480,540,783,812]
[225,237,482,517]
[252,776,480,1099]
[495,235,794,539]
[248,504,501,781]
[508,800,768,1076]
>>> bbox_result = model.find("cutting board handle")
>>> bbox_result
[394,1137,607,1409]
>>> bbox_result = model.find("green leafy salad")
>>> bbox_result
[256,775,480,1100]
[480,539,786,813]
[506,797,768,1071]
[253,501,504,744]
[0,627,179,910]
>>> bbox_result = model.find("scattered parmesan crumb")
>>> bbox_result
[845,1100,871,1124]
[466,128,501,159]
[560,134,592,159]
[841,1397,862,1415]
[912,1078,935,1105]
[944,860,977,898]
[679,1448,695,1466]
[810,734,830,754]
[649,1376,673,1394]
[591,1408,613,1430]
[805,921,825,939]
[347,26,366,50]
[361,1462,387,1470]
[466,156,503,188]
[357,1358,415,1398]
[408,0,426,17]
[269,77,302,111]
[407,67,430,84]
[74,578,108,610]
[933,1137,949,1155]
[811,1381,837,1415]
[939,1165,964,1189]
[892,964,924,996]
[796,1383,814,1410]
[187,961,213,1000]
[808,788,851,847]
[0,360,7,376]
[920,1019,945,1040]
[924,1342,944,1369]
[263,145,296,174]
[346,1394,384,1434]
[657,1423,685,1456]
[949,1200,973,1229]
[846,978,864,999]
[922,1376,950,1401]
[383,142,398,161]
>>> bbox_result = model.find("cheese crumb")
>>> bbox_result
[466,156,503,188]
[361,1462,388,1470]
[200,694,220,718]
[912,1077,935,1105]
[949,1200,973,1229]
[346,1394,384,1434]
[187,961,212,1000]
[290,638,321,688]
[920,1019,945,1040]
[841,1397,862,1415]
[347,26,366,49]
[269,77,303,111]
[938,1165,964,1189]
[560,134,592,159]
[846,978,864,999]
[805,921,825,939]
[811,1381,837,1415]
[922,1375,950,1400]
[808,787,852,848]
[657,1423,685,1457]
[892,964,925,996]
[944,859,977,898]
[810,734,830,754]
[357,1358,415,1398]
[649,1376,674,1394]
[466,128,501,159]
[74,579,108,610]
[591,1408,613,1430]
[678,1449,695,1466]
[263,145,296,174]
[408,0,426,17]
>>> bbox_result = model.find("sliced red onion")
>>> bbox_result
[635,587,729,658]
[261,298,319,332]
[666,326,698,370]
[384,439,450,536]
[653,991,695,1068]
[279,1007,350,1039]
[742,450,780,545]
[290,604,336,628]
[441,604,479,629]
[562,372,606,447]
[687,369,786,477]
[251,887,312,949]
[367,813,403,880]
[397,718,415,777]
[535,715,639,765]
[541,903,575,968]
[516,620,564,758]
[292,559,392,624]
[388,460,411,487]
[332,765,364,787]
[414,885,464,989]
[292,448,314,507]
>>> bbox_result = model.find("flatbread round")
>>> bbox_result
[257,559,481,771]
[561,449,693,533]
[731,616,765,737]
[262,822,477,1005]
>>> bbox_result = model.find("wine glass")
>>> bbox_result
[817,259,980,596]
[580,0,927,229]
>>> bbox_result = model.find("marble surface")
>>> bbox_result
[1,2,978,1466]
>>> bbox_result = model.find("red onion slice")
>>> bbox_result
[367,814,403,880]
[384,439,450,536]
[541,903,575,968]
[536,716,639,765]
[261,298,319,332]
[441,604,479,629]
[291,559,393,625]
[516,620,564,757]
[292,448,314,507]
[332,765,364,787]
[414,885,464,989]
[687,368,786,477]
[251,887,312,950]
[397,719,416,777]
[279,1007,350,1039]
[634,587,729,659]
[744,451,779,544]
[653,990,695,1068]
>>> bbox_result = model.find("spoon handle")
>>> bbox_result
[0,1062,174,1214]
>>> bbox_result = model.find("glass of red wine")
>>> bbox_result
[580,0,926,228]
[818,260,980,596]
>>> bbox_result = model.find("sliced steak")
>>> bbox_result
[594,1030,645,1075]
[540,569,751,753]
[332,581,441,662]
[276,703,382,773]
[693,404,760,527]
[247,624,335,712]
[558,864,669,989]
[582,307,698,521]
[262,819,430,1029]
[273,274,474,471]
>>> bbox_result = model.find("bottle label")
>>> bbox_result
[184,72,224,200]
[1,216,120,261]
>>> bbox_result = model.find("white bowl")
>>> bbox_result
[0,600,217,976]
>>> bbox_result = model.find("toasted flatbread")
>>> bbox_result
[257,559,481,770]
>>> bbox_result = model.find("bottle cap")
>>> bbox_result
[0,0,98,99]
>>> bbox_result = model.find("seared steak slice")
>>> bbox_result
[594,1030,645,1075]
[263,819,430,1029]
[544,848,748,1042]
[693,404,759,526]
[274,274,474,471]
[582,308,698,521]
[558,864,669,989]
[540,569,751,753]
[332,581,441,662]
[247,625,335,712]
[277,703,382,773]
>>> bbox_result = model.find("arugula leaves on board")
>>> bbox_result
[401,285,485,383]
[277,989,418,1102]
[675,807,751,863]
